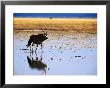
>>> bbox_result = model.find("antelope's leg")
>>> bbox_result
[35,44,38,57]
[40,43,43,60]
[36,44,38,51]
[35,44,38,53]
[41,43,43,52]
[30,44,31,52]
[32,43,34,55]
[41,43,42,47]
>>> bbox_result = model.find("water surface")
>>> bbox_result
[14,29,97,75]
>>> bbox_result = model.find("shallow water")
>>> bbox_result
[14,29,97,75]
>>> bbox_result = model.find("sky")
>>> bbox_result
[14,13,97,18]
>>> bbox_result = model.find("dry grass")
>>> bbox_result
[14,18,97,30]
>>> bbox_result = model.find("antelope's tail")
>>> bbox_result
[26,39,31,47]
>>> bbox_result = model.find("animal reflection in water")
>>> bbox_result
[27,56,47,74]
[26,29,48,74]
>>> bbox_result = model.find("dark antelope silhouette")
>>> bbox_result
[27,56,47,74]
[26,28,48,52]
[27,33,48,47]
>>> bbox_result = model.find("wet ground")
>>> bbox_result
[14,29,97,75]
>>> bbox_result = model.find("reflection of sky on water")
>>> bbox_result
[14,30,97,75]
